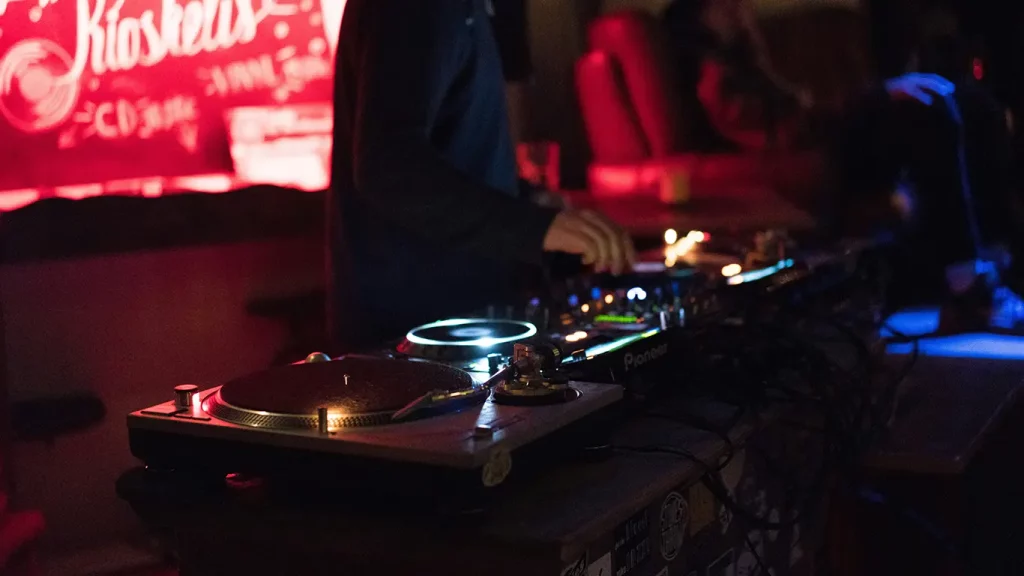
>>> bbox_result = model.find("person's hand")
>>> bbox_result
[884,73,955,106]
[543,209,636,275]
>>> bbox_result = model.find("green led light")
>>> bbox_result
[594,314,641,324]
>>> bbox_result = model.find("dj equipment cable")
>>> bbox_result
[750,309,973,573]
[941,89,985,256]
[619,318,849,532]
[623,318,834,532]
[667,303,901,526]
[639,405,745,472]
[612,278,952,573]
[743,530,772,576]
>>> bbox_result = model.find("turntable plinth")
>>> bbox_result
[140,403,811,576]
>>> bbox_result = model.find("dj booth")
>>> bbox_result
[114,224,889,576]
[157,404,814,576]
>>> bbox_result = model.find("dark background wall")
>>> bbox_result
[1,191,324,560]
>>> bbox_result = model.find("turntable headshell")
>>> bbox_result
[491,342,580,406]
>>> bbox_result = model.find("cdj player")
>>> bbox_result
[383,261,722,391]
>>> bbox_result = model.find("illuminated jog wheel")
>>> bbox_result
[204,355,487,429]
[0,40,80,133]
[397,318,538,362]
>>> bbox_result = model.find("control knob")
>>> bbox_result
[487,353,504,376]
[174,384,199,409]
[304,352,332,363]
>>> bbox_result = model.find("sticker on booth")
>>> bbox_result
[659,491,689,562]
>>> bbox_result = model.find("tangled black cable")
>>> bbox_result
[617,290,932,574]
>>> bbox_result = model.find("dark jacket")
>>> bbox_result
[329,0,557,351]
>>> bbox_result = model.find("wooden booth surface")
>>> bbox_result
[170,402,817,576]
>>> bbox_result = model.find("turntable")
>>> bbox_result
[396,318,537,362]
[127,348,621,488]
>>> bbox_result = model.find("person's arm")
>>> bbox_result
[352,0,557,265]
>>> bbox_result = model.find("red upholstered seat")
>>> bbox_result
[0,354,43,575]
[576,10,823,202]
[0,505,44,575]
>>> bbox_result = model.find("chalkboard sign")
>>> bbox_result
[0,0,337,194]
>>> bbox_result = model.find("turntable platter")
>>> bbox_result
[397,318,538,361]
[207,355,482,429]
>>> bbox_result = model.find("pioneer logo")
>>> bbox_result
[623,343,670,371]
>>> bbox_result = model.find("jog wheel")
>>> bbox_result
[397,318,538,362]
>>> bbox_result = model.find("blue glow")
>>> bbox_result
[883,307,939,338]
[568,294,580,307]
[529,297,541,307]
[591,287,602,300]
[569,328,661,361]
[727,259,794,286]
[884,306,1024,360]
[887,334,1024,360]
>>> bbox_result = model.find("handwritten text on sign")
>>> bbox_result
[58,94,199,150]
[66,0,299,78]
[0,0,331,148]
[199,48,330,100]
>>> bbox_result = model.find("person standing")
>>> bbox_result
[329,0,636,351]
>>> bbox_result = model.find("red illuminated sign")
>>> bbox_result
[0,0,338,206]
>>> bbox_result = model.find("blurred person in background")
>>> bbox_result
[662,0,820,152]
[838,6,1024,331]
[664,0,1024,331]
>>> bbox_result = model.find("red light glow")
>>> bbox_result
[0,0,344,208]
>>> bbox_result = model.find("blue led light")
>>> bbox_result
[568,294,580,307]
[577,328,661,359]
[884,307,1024,360]
[591,287,602,300]
[726,260,794,286]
